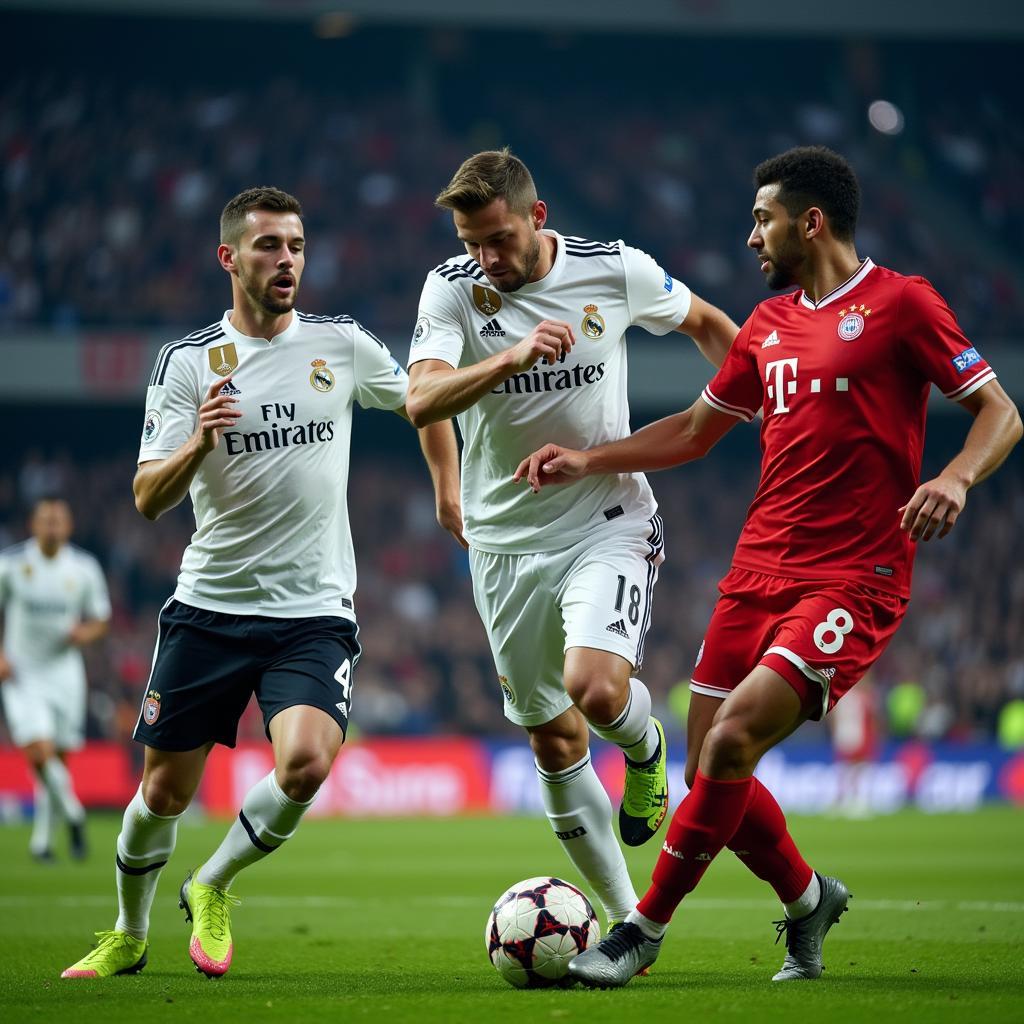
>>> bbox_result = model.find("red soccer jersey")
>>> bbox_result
[702,259,995,598]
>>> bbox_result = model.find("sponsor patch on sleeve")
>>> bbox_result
[952,347,982,373]
[142,410,162,445]
[412,315,431,347]
[663,271,673,293]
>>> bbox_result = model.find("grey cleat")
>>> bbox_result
[567,921,662,988]
[772,873,851,981]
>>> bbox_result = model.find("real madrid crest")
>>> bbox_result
[472,284,502,316]
[310,358,336,392]
[581,304,606,340]
[498,675,515,705]
[837,304,871,342]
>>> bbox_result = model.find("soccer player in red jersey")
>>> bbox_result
[513,146,1022,985]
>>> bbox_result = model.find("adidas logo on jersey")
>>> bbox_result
[605,618,629,638]
[219,380,242,396]
[761,330,781,348]
[479,318,506,338]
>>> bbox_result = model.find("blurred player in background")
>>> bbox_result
[515,146,1022,985]
[406,149,737,929]
[61,187,460,980]
[0,496,110,862]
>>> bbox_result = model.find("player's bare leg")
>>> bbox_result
[62,745,208,979]
[528,707,639,925]
[564,647,668,848]
[184,706,342,977]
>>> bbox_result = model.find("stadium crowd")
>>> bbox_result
[0,33,1020,341]
[1,436,1020,747]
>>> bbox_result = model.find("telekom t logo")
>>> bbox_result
[765,358,798,414]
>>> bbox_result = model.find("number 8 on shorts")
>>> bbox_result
[812,607,855,655]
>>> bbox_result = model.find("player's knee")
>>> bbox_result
[702,717,757,776]
[140,775,193,817]
[276,751,331,802]
[683,758,699,790]
[565,671,621,725]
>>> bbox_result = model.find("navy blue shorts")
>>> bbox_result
[133,599,361,751]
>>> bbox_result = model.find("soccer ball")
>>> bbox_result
[485,876,601,988]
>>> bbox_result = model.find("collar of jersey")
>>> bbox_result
[509,230,566,296]
[220,310,301,345]
[798,258,875,310]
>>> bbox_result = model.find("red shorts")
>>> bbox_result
[690,567,908,720]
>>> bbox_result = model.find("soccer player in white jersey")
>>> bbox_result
[0,496,110,862]
[406,150,738,929]
[61,187,460,981]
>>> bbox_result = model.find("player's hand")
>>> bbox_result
[506,320,575,372]
[0,653,12,683]
[194,375,242,453]
[66,624,90,648]
[898,474,967,541]
[513,444,589,493]
[437,498,468,550]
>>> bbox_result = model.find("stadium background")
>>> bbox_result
[1,0,1023,822]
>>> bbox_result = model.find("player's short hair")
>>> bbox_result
[220,186,303,246]
[435,148,537,218]
[754,146,860,242]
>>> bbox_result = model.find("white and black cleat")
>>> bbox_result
[772,873,851,981]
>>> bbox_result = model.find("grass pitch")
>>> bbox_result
[1,807,1022,1023]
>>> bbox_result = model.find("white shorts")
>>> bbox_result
[0,662,87,749]
[469,515,665,727]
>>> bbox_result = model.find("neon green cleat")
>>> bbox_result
[619,717,669,847]
[179,868,240,978]
[61,930,148,979]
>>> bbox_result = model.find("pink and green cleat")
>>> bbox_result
[61,930,148,979]
[179,868,240,978]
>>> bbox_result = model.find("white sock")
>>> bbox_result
[198,770,314,890]
[589,678,659,764]
[30,778,54,855]
[784,872,821,919]
[536,752,638,923]
[626,908,668,941]
[115,785,183,940]
[40,757,84,825]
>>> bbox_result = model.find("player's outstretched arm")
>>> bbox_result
[675,294,740,369]
[899,379,1022,542]
[405,320,575,427]
[513,397,738,493]
[133,375,241,521]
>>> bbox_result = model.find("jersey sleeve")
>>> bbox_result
[898,277,996,402]
[408,272,468,369]
[81,555,112,622]
[352,323,409,411]
[700,313,761,422]
[138,346,202,463]
[0,551,10,607]
[621,243,693,336]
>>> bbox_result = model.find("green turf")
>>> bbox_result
[1,807,1022,1023]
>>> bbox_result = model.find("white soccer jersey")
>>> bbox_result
[0,540,111,670]
[138,311,408,619]
[409,231,692,553]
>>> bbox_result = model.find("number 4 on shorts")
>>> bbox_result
[334,658,352,712]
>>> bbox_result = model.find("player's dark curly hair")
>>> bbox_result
[754,146,860,242]
[220,186,303,246]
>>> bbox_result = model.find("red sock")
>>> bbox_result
[726,778,813,903]
[637,771,753,924]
